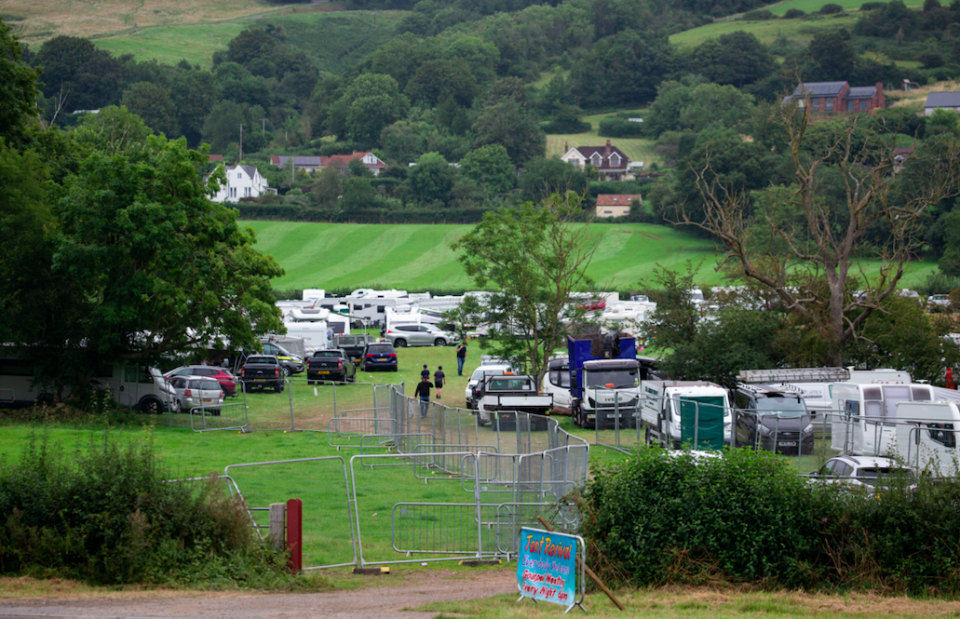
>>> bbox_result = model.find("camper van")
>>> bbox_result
[0,354,172,413]
[640,381,732,450]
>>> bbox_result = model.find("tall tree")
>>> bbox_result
[451,192,599,384]
[673,103,960,366]
[121,82,178,137]
[0,19,42,144]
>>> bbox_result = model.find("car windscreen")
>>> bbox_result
[488,378,533,391]
[756,396,806,417]
[313,351,342,358]
[367,345,394,353]
[585,368,639,389]
[247,356,274,364]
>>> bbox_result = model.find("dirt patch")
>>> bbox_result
[0,568,515,619]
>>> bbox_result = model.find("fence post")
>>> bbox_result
[287,378,295,431]
[286,497,303,573]
[269,503,286,549]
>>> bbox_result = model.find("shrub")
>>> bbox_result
[919,271,960,296]
[598,117,645,138]
[783,8,806,18]
[0,432,292,586]
[820,3,844,13]
[742,9,776,19]
[579,448,960,593]
[921,51,946,69]
[859,1,884,9]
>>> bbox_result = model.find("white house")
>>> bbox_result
[210,165,276,203]
[924,92,960,116]
[560,139,632,180]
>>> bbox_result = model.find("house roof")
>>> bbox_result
[793,82,847,97]
[926,92,960,108]
[893,146,915,157]
[846,86,877,99]
[324,152,386,168]
[239,165,258,178]
[272,155,323,168]
[569,141,630,171]
[596,194,640,206]
[209,154,223,162]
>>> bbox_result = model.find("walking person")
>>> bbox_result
[455,341,467,376]
[421,364,430,380]
[434,366,445,399]
[414,376,433,418]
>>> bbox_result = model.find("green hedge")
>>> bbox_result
[0,432,291,586]
[598,117,645,138]
[232,203,494,224]
[580,448,960,593]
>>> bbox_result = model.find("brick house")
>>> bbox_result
[785,81,886,114]
[595,194,640,218]
[561,139,632,180]
[270,155,323,173]
[272,152,387,176]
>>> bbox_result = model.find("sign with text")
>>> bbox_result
[516,527,577,608]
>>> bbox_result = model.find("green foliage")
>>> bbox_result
[645,263,701,351]
[598,116,645,138]
[329,73,410,147]
[0,19,41,146]
[542,105,591,134]
[121,82,178,137]
[408,151,457,205]
[459,144,516,196]
[0,431,293,586]
[927,107,960,137]
[519,157,590,202]
[819,2,844,13]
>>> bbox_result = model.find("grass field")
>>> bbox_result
[670,13,853,49]
[94,9,406,71]
[545,112,662,167]
[240,220,941,292]
[761,0,924,15]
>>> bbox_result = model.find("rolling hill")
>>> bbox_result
[242,221,939,292]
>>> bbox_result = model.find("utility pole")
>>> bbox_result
[239,123,244,162]
[261,118,267,138]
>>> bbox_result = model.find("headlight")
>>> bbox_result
[759,425,773,437]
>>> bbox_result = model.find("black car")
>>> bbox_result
[732,384,814,455]
[240,355,285,392]
[307,349,357,384]
[361,342,398,371]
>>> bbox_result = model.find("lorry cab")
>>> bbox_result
[894,401,960,476]
[573,359,642,428]
[640,381,731,450]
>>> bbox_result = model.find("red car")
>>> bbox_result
[163,365,237,397]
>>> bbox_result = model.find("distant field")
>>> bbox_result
[95,9,406,71]
[761,0,923,15]
[241,221,940,292]
[546,113,663,167]
[671,13,852,49]
[3,0,294,43]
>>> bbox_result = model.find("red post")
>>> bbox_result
[948,368,956,390]
[286,498,303,573]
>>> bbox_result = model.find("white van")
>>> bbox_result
[895,401,960,476]
[542,357,572,414]
[640,381,732,450]
[0,354,172,413]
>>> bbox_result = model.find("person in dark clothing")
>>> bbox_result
[455,341,467,376]
[421,364,430,380]
[414,376,433,418]
[434,366,445,399]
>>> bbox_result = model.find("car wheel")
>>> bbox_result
[139,397,162,415]
[392,366,398,372]
[394,338,407,348]
[276,384,283,393]
[283,366,291,377]
[173,400,182,414]
[434,338,446,347]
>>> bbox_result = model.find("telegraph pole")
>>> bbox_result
[261,118,267,138]
[239,123,244,162]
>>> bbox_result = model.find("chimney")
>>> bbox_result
[605,139,611,156]
[564,141,568,152]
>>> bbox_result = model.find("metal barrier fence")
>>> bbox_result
[590,393,729,454]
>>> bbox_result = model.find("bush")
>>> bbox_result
[820,3,844,13]
[859,1,884,9]
[783,8,806,18]
[921,51,946,69]
[0,432,292,586]
[580,448,960,593]
[742,9,776,19]
[919,271,960,296]
[598,116,645,138]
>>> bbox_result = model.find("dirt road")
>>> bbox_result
[0,569,515,619]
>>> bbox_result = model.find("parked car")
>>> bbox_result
[334,334,371,364]
[164,365,237,397]
[361,342,398,371]
[928,294,952,311]
[465,363,514,409]
[307,349,356,384]
[260,340,305,376]
[240,355,285,392]
[385,323,458,348]
[807,455,915,493]
[166,376,224,415]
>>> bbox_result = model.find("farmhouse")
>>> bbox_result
[561,140,632,180]
[210,164,276,203]
[785,81,886,114]
[271,152,388,176]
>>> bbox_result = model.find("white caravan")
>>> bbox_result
[640,381,732,449]
[0,353,172,413]
[894,401,960,476]
[281,321,329,351]
[830,382,960,456]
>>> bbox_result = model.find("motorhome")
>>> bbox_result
[384,305,446,328]
[0,354,172,413]
[281,321,329,351]
[640,381,732,450]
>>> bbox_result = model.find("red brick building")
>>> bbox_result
[786,81,886,114]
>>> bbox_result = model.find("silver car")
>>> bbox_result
[167,376,224,415]
[385,323,459,347]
